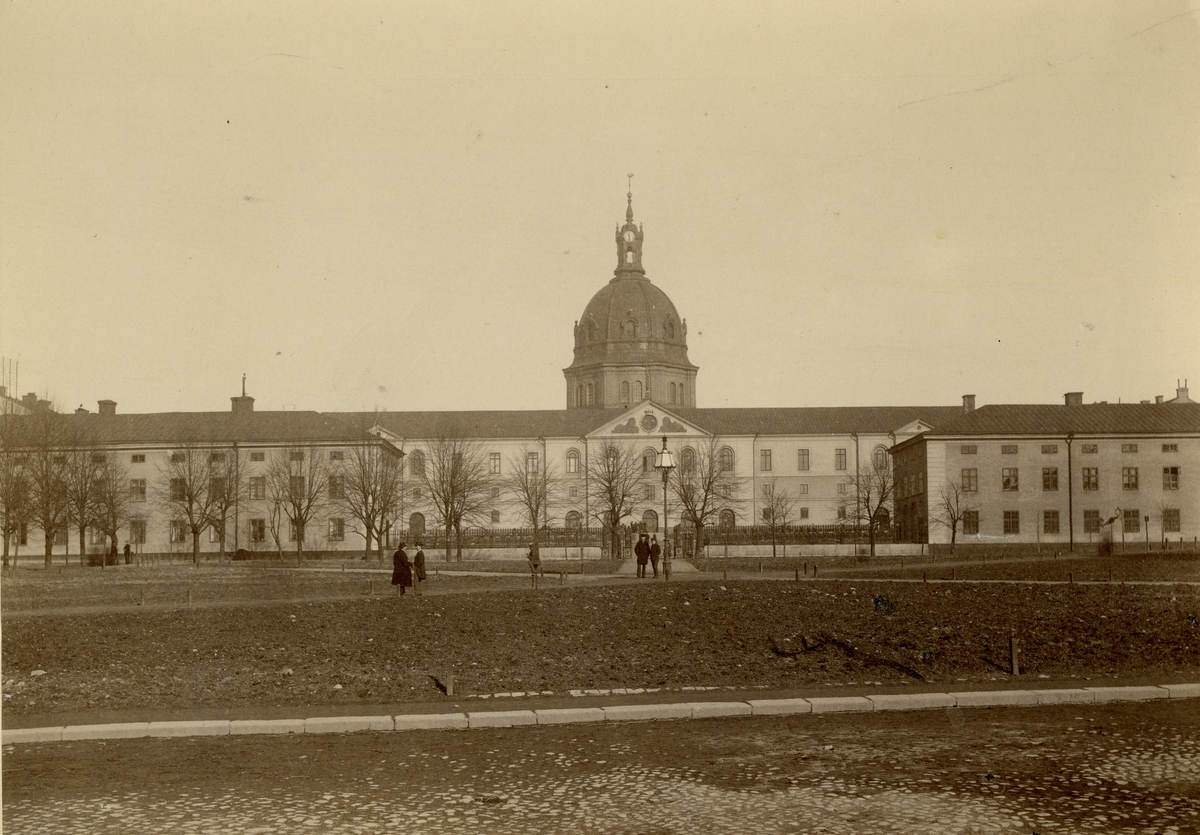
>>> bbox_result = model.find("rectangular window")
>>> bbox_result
[89,526,106,546]
[760,449,772,472]
[490,486,500,499]
[1163,467,1179,490]
[526,452,539,473]
[645,484,656,501]
[249,477,265,500]
[1083,510,1100,533]
[1081,444,1098,454]
[1041,444,1058,455]
[210,452,225,464]
[329,450,344,461]
[797,483,809,495]
[1123,509,1140,533]
[963,511,979,535]
[1163,443,1178,453]
[566,453,579,474]
[799,507,809,520]
[129,519,146,545]
[1003,511,1020,535]
[1001,444,1018,455]
[170,478,186,502]
[289,521,304,542]
[491,510,500,523]
[1162,509,1181,533]
[1122,467,1138,490]
[54,529,67,546]
[250,451,265,462]
[1080,467,1098,491]
[1043,510,1060,534]
[761,483,772,498]
[1002,468,1019,491]
[837,482,847,495]
[411,487,421,500]
[130,479,147,501]
[1042,467,1058,491]
[568,485,579,499]
[131,454,145,464]
[1121,444,1138,454]
[210,477,226,500]
[490,453,501,474]
[249,519,266,543]
[289,475,305,495]
[328,476,344,500]
[835,449,847,470]
[960,445,977,455]
[209,525,222,543]
[837,506,846,520]
[170,520,188,543]
[329,519,344,541]
[170,452,185,464]
[290,450,305,462]
[962,468,978,492]
[18,522,27,546]
[797,449,810,471]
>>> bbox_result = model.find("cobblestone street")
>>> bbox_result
[5,700,1198,833]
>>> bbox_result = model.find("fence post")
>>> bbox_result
[1010,634,1020,676]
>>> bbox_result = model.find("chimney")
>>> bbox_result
[1064,392,1084,407]
[231,394,255,415]
[97,399,116,416]
[1156,395,1164,405]
[75,405,89,415]
[1177,379,1192,403]
[22,392,37,407]
[962,394,976,413]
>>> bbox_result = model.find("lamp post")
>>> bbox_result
[655,435,675,581]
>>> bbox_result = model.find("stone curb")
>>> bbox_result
[4,684,1198,746]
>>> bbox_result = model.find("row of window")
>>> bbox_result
[958,508,1182,536]
[957,466,1180,492]
[962,443,1179,456]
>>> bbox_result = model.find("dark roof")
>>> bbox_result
[919,403,1200,438]
[674,406,964,436]
[1,411,371,446]
[353,410,617,440]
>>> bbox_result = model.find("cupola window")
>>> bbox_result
[626,248,634,263]
[633,381,643,400]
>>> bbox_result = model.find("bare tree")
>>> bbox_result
[63,443,103,565]
[92,453,132,565]
[264,471,289,561]
[334,426,406,564]
[586,440,643,559]
[0,417,30,571]
[157,442,218,564]
[668,436,742,556]
[417,435,492,562]
[24,410,70,568]
[839,459,896,558]
[931,479,974,555]
[265,444,330,562]
[760,479,797,558]
[502,445,562,558]
[205,447,245,560]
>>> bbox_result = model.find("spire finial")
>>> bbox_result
[626,173,634,222]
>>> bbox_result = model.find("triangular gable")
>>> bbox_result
[587,401,712,440]
[893,418,934,437]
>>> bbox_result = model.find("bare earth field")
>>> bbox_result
[3,565,1198,717]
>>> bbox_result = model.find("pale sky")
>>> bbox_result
[2,1,1197,415]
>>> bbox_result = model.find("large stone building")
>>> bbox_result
[3,197,1195,559]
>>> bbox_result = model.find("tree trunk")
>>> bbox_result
[444,523,453,562]
[363,528,373,563]
[44,533,53,568]
[192,530,201,565]
[78,526,86,567]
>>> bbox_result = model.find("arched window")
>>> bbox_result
[873,446,889,471]
[643,449,656,472]
[620,381,630,403]
[665,319,676,340]
[625,248,634,264]
[719,447,735,473]
[622,318,637,338]
[565,510,582,529]
[587,383,595,406]
[576,385,584,408]
[642,509,659,532]
[718,509,736,529]
[669,382,677,405]
[680,447,696,475]
[566,449,580,474]
[409,512,425,538]
[409,450,426,478]
[587,321,597,341]
[633,381,643,401]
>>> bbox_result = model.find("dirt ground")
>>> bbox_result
[4,577,1198,717]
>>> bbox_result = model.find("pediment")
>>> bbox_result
[894,419,933,437]
[589,401,710,439]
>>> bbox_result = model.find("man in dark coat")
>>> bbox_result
[649,535,661,578]
[634,534,650,578]
[392,543,413,596]
[413,543,427,593]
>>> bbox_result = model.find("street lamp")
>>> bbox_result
[655,435,675,581]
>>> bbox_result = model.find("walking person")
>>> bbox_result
[634,533,650,578]
[392,543,413,597]
[123,542,132,565]
[527,543,541,589]
[649,535,661,578]
[413,542,427,594]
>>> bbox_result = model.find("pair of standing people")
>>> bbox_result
[391,542,427,596]
[634,533,662,578]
